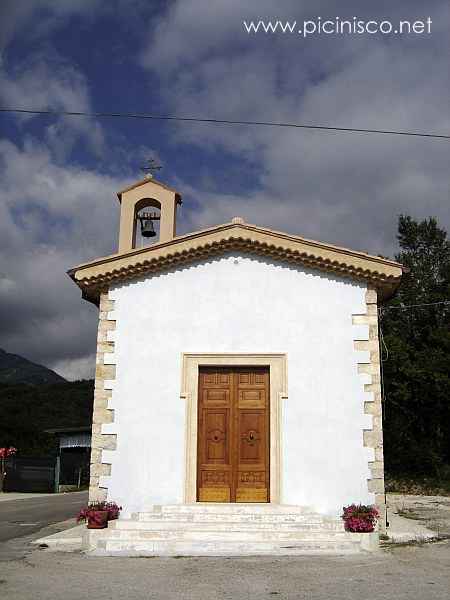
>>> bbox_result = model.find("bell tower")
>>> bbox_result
[116,177,182,253]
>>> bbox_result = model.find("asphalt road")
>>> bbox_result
[0,491,88,543]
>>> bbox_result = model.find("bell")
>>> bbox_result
[140,218,156,238]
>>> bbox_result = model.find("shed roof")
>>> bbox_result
[44,426,91,434]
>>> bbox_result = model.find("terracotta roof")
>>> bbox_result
[68,220,404,305]
[117,177,181,202]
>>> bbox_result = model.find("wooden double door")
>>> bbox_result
[197,367,270,503]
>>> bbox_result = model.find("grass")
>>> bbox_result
[381,536,445,550]
[385,474,450,496]
[396,508,422,520]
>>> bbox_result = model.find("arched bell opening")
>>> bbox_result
[133,198,161,249]
[117,179,181,253]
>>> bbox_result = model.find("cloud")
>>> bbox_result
[0,3,163,379]
[142,0,447,72]
[0,51,105,159]
[0,0,148,54]
[1,0,449,380]
[0,138,127,380]
[0,0,106,52]
[140,0,450,257]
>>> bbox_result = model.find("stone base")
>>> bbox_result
[83,504,379,556]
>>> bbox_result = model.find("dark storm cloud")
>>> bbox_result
[0,139,124,379]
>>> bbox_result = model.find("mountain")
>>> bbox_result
[0,348,66,385]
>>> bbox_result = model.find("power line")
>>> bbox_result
[380,300,450,311]
[1,107,449,140]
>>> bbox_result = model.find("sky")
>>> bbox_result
[0,0,449,380]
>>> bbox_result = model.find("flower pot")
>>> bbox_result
[344,514,376,532]
[87,510,109,529]
[346,522,375,533]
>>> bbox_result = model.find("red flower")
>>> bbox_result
[0,447,17,459]
[76,501,122,523]
[342,504,379,533]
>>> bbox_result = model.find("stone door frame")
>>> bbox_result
[181,353,288,504]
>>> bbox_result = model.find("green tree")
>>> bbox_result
[382,216,450,478]
[0,380,94,456]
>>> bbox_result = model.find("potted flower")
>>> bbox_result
[342,504,379,532]
[0,446,17,493]
[76,501,122,529]
[104,501,122,521]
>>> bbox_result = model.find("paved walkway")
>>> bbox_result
[1,540,449,599]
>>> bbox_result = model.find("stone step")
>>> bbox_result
[131,508,340,526]
[133,504,318,516]
[111,519,344,532]
[133,512,333,521]
[93,538,363,556]
[133,514,333,525]
[103,528,353,543]
[84,507,379,555]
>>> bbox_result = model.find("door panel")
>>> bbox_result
[236,369,269,503]
[204,410,228,462]
[197,369,232,502]
[197,367,269,503]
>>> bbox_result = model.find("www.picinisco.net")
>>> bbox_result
[243,18,433,37]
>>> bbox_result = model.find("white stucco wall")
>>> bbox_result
[101,253,374,515]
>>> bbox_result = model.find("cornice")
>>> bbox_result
[68,222,404,305]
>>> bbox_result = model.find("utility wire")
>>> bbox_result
[1,107,449,140]
[380,300,450,311]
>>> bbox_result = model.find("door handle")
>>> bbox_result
[243,430,258,445]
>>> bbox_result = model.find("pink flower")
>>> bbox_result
[76,501,122,523]
[0,447,17,458]
[342,504,379,533]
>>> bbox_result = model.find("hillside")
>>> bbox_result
[0,380,94,455]
[0,348,66,385]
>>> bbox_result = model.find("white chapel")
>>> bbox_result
[69,177,404,555]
